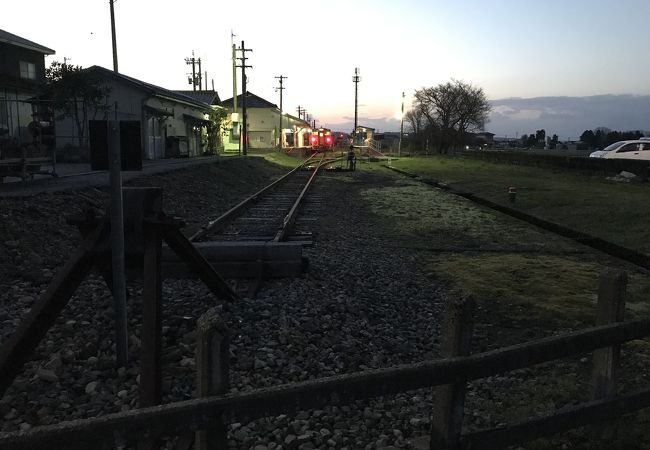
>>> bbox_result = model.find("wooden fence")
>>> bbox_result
[1,269,649,449]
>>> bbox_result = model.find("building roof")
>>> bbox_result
[220,92,278,109]
[86,65,211,110]
[173,90,221,106]
[0,29,55,55]
[283,113,310,127]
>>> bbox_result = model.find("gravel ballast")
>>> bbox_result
[0,159,447,449]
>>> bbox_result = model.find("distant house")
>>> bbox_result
[173,89,221,107]
[54,65,212,166]
[0,29,54,147]
[220,92,310,151]
[353,125,375,146]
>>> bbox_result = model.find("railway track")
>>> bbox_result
[190,155,328,243]
[169,154,340,295]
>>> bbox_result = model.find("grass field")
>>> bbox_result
[391,155,650,254]
[357,158,650,448]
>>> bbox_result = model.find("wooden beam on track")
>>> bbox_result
[162,241,307,279]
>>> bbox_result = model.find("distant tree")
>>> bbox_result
[405,108,424,135]
[526,134,536,147]
[535,129,546,146]
[550,134,559,149]
[520,134,529,146]
[45,61,111,147]
[580,130,596,147]
[404,107,426,152]
[412,79,491,153]
[206,107,227,154]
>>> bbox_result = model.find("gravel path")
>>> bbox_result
[0,160,447,449]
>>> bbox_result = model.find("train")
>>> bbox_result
[309,127,334,151]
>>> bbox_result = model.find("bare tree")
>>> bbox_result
[412,80,491,153]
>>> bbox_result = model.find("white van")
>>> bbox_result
[589,140,650,160]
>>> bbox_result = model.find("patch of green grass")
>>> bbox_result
[248,149,304,168]
[392,156,650,254]
[431,254,599,325]
[361,179,577,253]
[360,169,650,327]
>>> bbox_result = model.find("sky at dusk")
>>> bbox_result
[5,0,650,136]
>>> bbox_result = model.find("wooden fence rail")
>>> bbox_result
[1,270,648,449]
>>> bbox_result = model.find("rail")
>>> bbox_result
[189,154,318,242]
[2,270,648,449]
[273,155,325,242]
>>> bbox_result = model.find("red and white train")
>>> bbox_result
[309,128,334,151]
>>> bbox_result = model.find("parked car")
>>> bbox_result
[589,140,650,160]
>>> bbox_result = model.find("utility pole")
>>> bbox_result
[108,0,126,366]
[352,67,360,135]
[109,0,118,72]
[275,75,287,149]
[185,52,201,91]
[398,91,404,157]
[231,31,237,114]
[108,103,128,366]
[197,58,202,91]
[236,40,252,155]
[296,106,305,120]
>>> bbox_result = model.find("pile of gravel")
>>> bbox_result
[1,162,447,449]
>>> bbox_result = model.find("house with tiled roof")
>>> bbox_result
[220,92,310,151]
[172,90,221,106]
[53,65,213,167]
[0,29,55,148]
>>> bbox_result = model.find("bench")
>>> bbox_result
[0,157,57,182]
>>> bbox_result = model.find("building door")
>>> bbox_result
[120,121,142,170]
[89,120,142,170]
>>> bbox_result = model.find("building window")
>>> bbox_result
[19,61,36,80]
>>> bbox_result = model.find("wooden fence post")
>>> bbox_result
[592,268,627,399]
[195,308,230,450]
[430,295,475,450]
